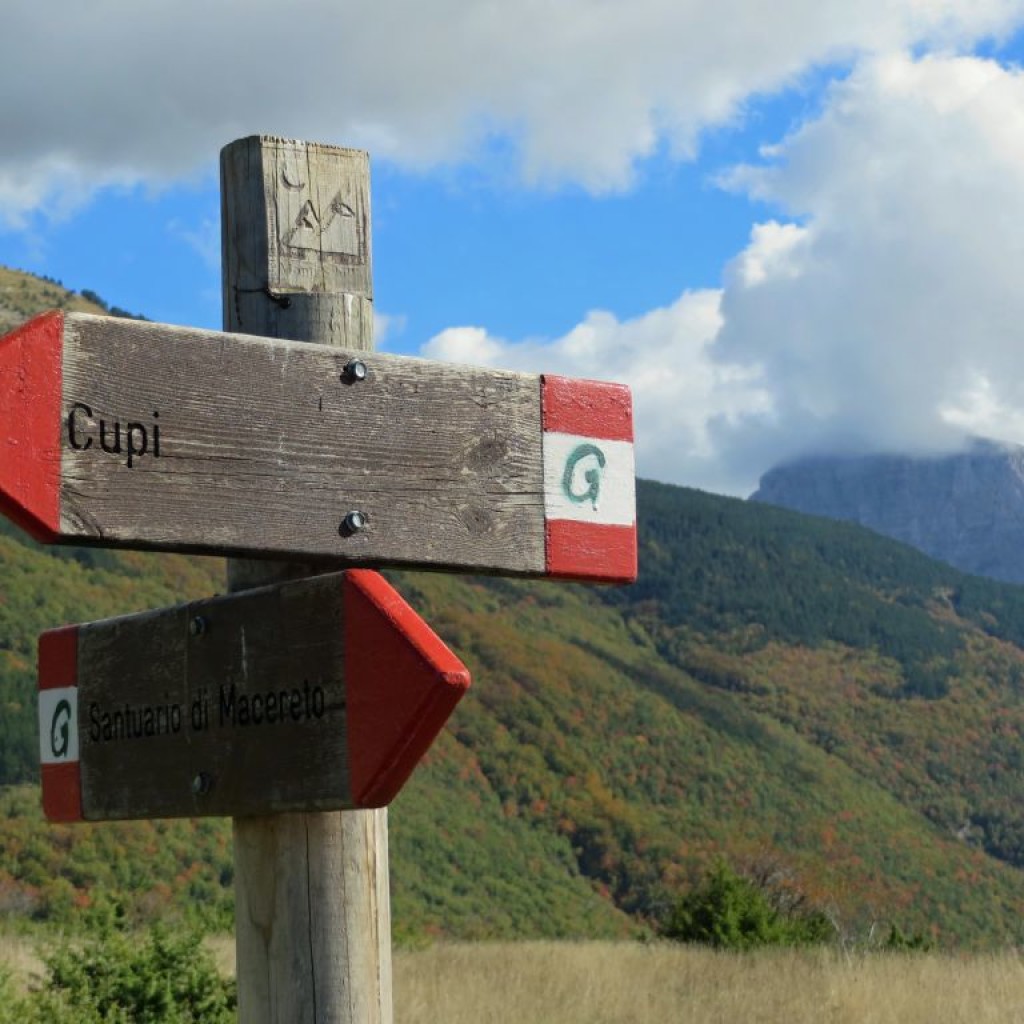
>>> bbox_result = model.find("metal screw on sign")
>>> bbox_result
[342,358,368,384]
[340,510,368,537]
[191,772,212,796]
[189,616,207,637]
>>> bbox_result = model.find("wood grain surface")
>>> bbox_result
[76,574,349,820]
[54,311,546,572]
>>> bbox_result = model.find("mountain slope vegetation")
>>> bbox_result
[3,273,1024,947]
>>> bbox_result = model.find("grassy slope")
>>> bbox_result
[392,565,1024,946]
[0,265,105,332]
[3,273,1024,946]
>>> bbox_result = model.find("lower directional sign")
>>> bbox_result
[37,570,470,822]
[0,311,635,582]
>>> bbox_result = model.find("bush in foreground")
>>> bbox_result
[0,925,235,1023]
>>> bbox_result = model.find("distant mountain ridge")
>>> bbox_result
[751,439,1024,583]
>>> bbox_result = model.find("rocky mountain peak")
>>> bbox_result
[750,438,1024,583]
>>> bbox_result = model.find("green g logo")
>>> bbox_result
[50,699,72,760]
[562,443,606,511]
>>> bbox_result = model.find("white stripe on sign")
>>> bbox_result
[543,433,636,526]
[39,688,79,765]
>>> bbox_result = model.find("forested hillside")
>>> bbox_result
[4,270,1024,948]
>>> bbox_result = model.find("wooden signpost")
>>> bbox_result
[14,134,638,1023]
[39,569,469,822]
[0,311,636,581]
[221,137,392,1024]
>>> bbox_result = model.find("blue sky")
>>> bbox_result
[4,2,1024,496]
[0,100,788,340]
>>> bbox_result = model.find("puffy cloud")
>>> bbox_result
[714,51,1024,484]
[422,289,771,494]
[2,0,1023,222]
[7,8,1024,497]
[421,51,1024,495]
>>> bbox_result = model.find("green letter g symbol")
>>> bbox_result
[50,699,72,759]
[562,444,606,511]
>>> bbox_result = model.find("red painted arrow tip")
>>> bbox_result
[0,312,63,541]
[344,570,470,807]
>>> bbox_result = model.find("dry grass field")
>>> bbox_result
[390,941,1024,1024]
[7,936,1024,1022]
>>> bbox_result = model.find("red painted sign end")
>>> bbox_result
[344,570,471,807]
[38,624,83,822]
[0,312,63,543]
[542,376,638,584]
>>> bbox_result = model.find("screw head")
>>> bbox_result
[341,359,368,384]
[189,616,207,638]
[191,772,212,796]
[340,510,368,537]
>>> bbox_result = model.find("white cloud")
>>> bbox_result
[7,8,1024,498]
[421,290,772,494]
[713,51,1024,486]
[2,1,1023,222]
[420,50,1024,496]
[166,216,220,271]
[373,311,408,349]
[0,158,138,231]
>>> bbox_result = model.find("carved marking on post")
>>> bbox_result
[261,138,371,293]
[281,167,305,191]
[285,194,361,259]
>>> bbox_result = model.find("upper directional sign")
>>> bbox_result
[0,311,636,581]
[39,569,470,822]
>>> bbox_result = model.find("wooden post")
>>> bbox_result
[220,137,392,1024]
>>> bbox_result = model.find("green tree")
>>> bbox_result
[26,926,236,1023]
[662,861,833,950]
[881,923,934,952]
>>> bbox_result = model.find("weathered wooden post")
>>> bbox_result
[220,136,390,1024]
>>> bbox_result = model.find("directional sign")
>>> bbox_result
[0,312,636,582]
[38,569,470,822]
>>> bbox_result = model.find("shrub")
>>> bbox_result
[662,860,833,950]
[0,965,31,1024]
[881,923,934,953]
[28,925,236,1023]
